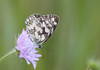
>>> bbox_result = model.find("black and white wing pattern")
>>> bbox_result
[25,14,59,44]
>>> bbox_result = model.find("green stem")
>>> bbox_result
[0,48,16,62]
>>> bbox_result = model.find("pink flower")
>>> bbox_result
[16,29,41,69]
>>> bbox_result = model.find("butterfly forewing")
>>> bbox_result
[25,14,59,44]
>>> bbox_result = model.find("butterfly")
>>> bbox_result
[25,14,59,47]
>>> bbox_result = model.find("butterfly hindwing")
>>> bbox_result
[25,14,59,44]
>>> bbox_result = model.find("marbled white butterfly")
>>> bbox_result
[25,14,59,45]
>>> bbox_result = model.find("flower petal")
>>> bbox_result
[16,29,41,69]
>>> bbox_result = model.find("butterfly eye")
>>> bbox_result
[38,45,43,48]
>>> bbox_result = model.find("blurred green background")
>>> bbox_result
[0,0,100,70]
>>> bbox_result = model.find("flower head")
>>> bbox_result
[16,29,41,69]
